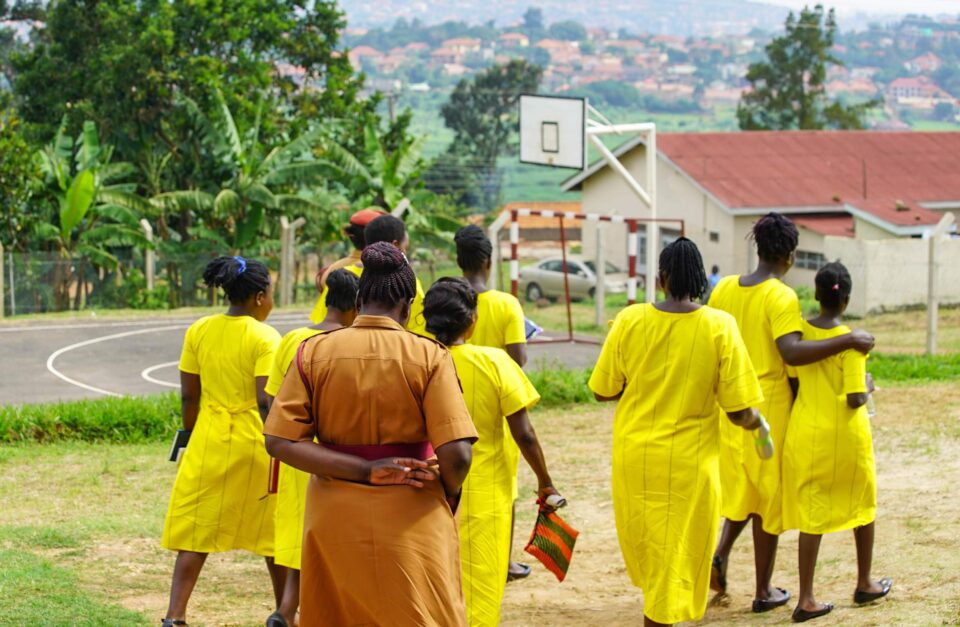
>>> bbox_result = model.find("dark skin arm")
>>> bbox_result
[255,376,270,422]
[179,371,201,431]
[506,343,528,368]
[594,390,623,402]
[264,436,437,487]
[506,408,557,503]
[847,373,875,409]
[776,329,875,367]
[726,407,762,430]
[434,439,473,499]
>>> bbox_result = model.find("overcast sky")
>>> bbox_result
[771,0,959,15]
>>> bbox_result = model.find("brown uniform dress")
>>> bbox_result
[264,315,478,627]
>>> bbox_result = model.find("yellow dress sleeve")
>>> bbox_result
[422,350,478,447]
[265,334,296,397]
[717,316,764,413]
[492,351,540,416]
[406,278,428,336]
[770,284,803,340]
[254,326,281,378]
[178,322,200,374]
[309,289,328,324]
[842,350,868,395]
[503,295,527,346]
[588,311,626,398]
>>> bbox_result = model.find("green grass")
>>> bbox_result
[0,393,180,443]
[0,548,147,625]
[870,352,960,383]
[527,364,596,408]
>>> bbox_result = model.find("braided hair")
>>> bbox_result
[814,261,852,309]
[658,237,708,300]
[202,256,270,304]
[751,212,799,263]
[358,241,417,307]
[365,215,407,247]
[424,277,478,346]
[324,268,360,312]
[454,224,493,273]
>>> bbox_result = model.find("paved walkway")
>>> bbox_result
[0,313,601,405]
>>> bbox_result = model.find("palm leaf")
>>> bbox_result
[214,88,244,166]
[320,141,372,183]
[213,189,241,217]
[151,190,215,213]
[60,169,96,240]
[263,162,333,187]
[260,125,327,174]
[76,121,101,172]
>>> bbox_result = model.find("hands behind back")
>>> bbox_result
[367,457,439,488]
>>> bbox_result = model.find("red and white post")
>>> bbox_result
[626,220,639,305]
[510,210,520,297]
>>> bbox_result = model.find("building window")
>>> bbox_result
[795,250,826,270]
[709,231,720,242]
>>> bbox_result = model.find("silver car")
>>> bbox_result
[518,255,633,301]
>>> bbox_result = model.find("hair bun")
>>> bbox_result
[361,241,406,274]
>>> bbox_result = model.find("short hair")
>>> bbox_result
[324,268,360,312]
[658,237,708,300]
[751,212,799,263]
[814,261,852,309]
[454,225,492,273]
[711,265,720,274]
[423,277,478,346]
[358,241,417,308]
[202,256,270,305]
[365,215,407,247]
[344,223,366,250]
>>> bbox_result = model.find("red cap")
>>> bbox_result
[349,208,387,227]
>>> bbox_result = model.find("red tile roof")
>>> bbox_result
[657,131,960,226]
[792,215,855,237]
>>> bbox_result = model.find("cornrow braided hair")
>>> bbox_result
[814,261,852,309]
[658,237,708,301]
[454,224,492,273]
[324,268,360,312]
[358,241,417,308]
[202,255,270,305]
[751,212,799,263]
[424,277,478,346]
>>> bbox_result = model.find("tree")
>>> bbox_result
[0,112,40,251]
[523,7,544,33]
[737,5,878,131]
[439,60,543,209]
[548,20,587,42]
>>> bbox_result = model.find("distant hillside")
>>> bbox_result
[339,0,791,37]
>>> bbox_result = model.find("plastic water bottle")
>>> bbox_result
[865,393,876,419]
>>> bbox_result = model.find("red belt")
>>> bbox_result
[323,441,435,461]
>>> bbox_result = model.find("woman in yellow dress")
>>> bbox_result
[265,269,359,627]
[782,262,892,623]
[423,277,561,626]
[161,256,283,627]
[454,224,532,581]
[311,214,429,337]
[588,238,766,627]
[707,213,875,613]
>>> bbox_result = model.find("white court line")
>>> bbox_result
[46,326,187,397]
[141,361,181,389]
[1,313,307,334]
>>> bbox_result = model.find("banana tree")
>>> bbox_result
[36,118,148,310]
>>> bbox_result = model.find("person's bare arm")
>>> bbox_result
[434,439,473,498]
[594,390,623,402]
[264,436,437,487]
[776,329,875,367]
[180,371,201,431]
[726,407,762,430]
[506,408,556,502]
[506,343,528,368]
[255,376,271,422]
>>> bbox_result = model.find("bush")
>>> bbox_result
[869,352,960,383]
[0,393,180,443]
[528,366,596,408]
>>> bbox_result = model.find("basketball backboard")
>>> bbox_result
[519,94,586,170]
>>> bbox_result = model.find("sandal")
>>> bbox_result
[792,602,833,623]
[752,587,791,613]
[854,577,892,605]
[266,611,289,627]
[506,562,532,582]
[710,555,728,594]
[161,620,187,627]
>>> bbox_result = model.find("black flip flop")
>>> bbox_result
[854,577,893,605]
[752,587,791,613]
[506,562,532,582]
[161,620,187,627]
[711,555,728,594]
[792,602,834,623]
[265,611,289,627]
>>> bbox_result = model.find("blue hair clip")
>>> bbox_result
[234,255,247,275]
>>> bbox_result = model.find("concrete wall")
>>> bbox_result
[823,235,960,316]
[580,145,737,277]
[854,216,897,240]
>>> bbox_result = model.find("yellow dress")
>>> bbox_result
[708,275,802,534]
[265,326,325,570]
[449,344,540,627]
[467,289,528,500]
[588,304,762,625]
[782,321,876,534]
[162,314,281,556]
[310,264,429,337]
